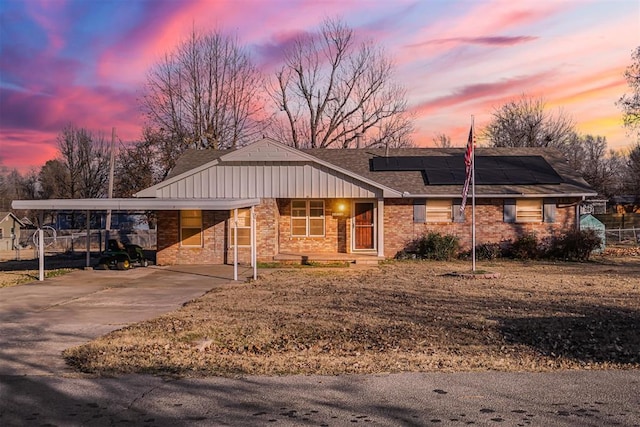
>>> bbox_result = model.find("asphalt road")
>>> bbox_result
[1,266,639,426]
[1,370,639,426]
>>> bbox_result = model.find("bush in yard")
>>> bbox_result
[474,242,504,260]
[506,233,541,259]
[403,232,460,260]
[548,229,602,261]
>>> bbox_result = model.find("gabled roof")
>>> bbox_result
[141,140,596,199]
[137,138,402,198]
[0,212,26,228]
[304,147,596,198]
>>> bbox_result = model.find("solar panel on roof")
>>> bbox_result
[370,155,563,185]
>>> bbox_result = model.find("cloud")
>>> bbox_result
[411,72,553,115]
[0,83,142,171]
[0,129,59,172]
[410,35,538,47]
[400,0,570,59]
[0,45,83,94]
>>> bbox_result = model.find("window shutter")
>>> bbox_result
[413,199,426,223]
[453,200,465,223]
[503,199,516,223]
[543,199,556,223]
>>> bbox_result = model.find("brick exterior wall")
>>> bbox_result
[156,210,228,265]
[156,197,578,265]
[225,199,279,264]
[277,198,347,255]
[383,198,578,258]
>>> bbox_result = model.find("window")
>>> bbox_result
[291,200,325,237]
[230,208,252,247]
[426,199,452,223]
[516,199,543,223]
[180,210,202,246]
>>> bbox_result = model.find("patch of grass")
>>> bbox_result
[64,258,640,377]
[0,268,75,288]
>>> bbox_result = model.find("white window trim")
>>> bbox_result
[516,199,543,223]
[291,200,325,237]
[229,208,252,247]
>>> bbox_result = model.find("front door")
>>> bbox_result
[353,202,375,250]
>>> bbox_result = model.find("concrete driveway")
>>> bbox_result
[0,264,252,376]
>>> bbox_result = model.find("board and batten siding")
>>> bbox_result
[157,162,380,199]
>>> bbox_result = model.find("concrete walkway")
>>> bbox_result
[0,264,252,376]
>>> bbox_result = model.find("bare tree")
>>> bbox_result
[269,18,413,149]
[0,165,41,221]
[0,169,25,210]
[627,143,640,197]
[484,95,576,152]
[142,28,264,153]
[56,124,110,199]
[114,139,159,197]
[565,134,625,197]
[618,46,640,139]
[38,159,69,199]
[432,133,452,148]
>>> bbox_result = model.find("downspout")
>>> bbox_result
[577,196,585,230]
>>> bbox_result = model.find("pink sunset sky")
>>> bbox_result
[1,0,639,172]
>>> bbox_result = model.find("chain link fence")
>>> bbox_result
[605,227,640,244]
[19,229,157,253]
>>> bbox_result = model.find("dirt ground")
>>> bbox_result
[62,250,640,377]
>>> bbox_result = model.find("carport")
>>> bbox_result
[11,198,261,281]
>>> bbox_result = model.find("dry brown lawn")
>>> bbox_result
[63,254,640,377]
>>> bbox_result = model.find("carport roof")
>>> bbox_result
[11,197,261,211]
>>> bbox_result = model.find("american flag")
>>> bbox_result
[460,125,474,214]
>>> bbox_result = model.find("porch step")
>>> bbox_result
[354,258,382,265]
[273,253,382,265]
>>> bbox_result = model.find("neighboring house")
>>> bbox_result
[134,138,596,265]
[0,212,25,251]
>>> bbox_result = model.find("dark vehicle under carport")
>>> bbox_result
[96,239,149,270]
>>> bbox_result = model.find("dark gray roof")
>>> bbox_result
[167,146,595,197]
[303,147,595,197]
[166,148,233,179]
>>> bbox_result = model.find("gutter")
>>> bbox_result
[401,192,597,199]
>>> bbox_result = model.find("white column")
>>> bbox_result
[86,210,91,268]
[38,228,44,281]
[251,206,257,280]
[377,198,384,258]
[233,208,238,281]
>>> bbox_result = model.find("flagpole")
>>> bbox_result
[471,116,476,272]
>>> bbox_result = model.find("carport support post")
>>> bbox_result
[233,208,238,281]
[251,206,256,280]
[38,211,44,281]
[86,210,91,268]
[38,228,44,281]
